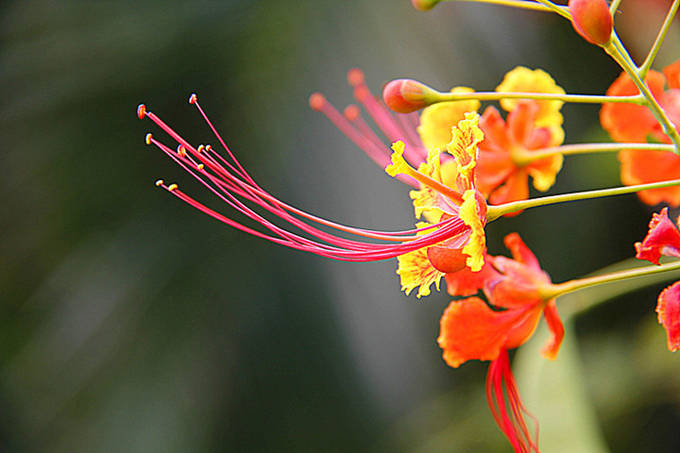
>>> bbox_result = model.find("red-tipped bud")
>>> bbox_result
[347,68,365,87]
[568,0,613,46]
[309,93,326,111]
[382,79,431,113]
[411,0,440,11]
[343,104,361,121]
[137,104,147,119]
[188,93,198,104]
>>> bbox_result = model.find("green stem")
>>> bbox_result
[546,260,680,300]
[429,90,644,105]
[639,0,680,79]
[609,0,624,15]
[486,178,680,220]
[516,142,674,165]
[533,0,571,19]
[603,39,680,151]
[442,0,555,12]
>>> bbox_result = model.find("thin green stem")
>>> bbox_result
[604,40,680,151]
[533,0,571,19]
[546,260,680,300]
[429,90,644,105]
[516,142,674,165]
[486,178,680,220]
[639,0,680,79]
[609,0,624,15]
[441,0,555,12]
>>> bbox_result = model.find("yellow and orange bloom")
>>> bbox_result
[477,102,564,207]
[438,232,563,452]
[601,59,680,206]
[635,208,680,351]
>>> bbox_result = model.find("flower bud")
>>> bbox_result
[382,79,432,113]
[411,0,440,11]
[568,0,613,46]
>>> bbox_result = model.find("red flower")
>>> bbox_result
[600,59,680,206]
[635,208,680,351]
[438,233,564,452]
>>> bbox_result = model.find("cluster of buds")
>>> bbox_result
[138,1,680,452]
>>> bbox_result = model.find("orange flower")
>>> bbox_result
[438,233,564,453]
[601,59,680,206]
[477,102,564,208]
[635,208,680,351]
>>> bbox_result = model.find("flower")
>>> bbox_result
[438,232,564,453]
[635,207,680,351]
[600,59,680,206]
[390,112,489,297]
[137,95,487,297]
[477,101,564,207]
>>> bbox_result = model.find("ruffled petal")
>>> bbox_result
[418,87,481,152]
[527,152,563,192]
[459,190,487,271]
[657,281,680,352]
[397,245,444,298]
[635,207,680,264]
[438,297,536,367]
[488,170,529,208]
[496,66,565,128]
[619,149,680,206]
[447,112,484,192]
[507,101,539,146]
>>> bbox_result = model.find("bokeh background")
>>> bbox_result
[2,1,680,452]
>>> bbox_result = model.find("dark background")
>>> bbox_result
[2,1,680,452]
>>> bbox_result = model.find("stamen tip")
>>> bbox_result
[344,104,361,121]
[155,179,164,187]
[197,144,205,153]
[177,145,187,157]
[411,0,440,11]
[205,144,213,151]
[168,183,179,191]
[309,92,326,111]
[353,85,370,101]
[137,104,147,119]
[145,133,153,145]
[197,163,205,170]
[347,68,365,87]
[188,93,198,104]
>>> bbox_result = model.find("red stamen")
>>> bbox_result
[141,98,472,263]
[486,350,539,453]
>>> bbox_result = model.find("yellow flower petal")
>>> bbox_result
[446,112,484,188]
[459,190,485,272]
[410,148,445,222]
[496,66,565,128]
[396,222,444,298]
[417,87,481,151]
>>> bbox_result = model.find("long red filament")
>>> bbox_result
[486,349,539,453]
[139,98,471,262]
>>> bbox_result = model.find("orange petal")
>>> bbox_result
[488,170,529,208]
[664,58,680,90]
[600,70,666,142]
[445,258,500,297]
[635,208,680,264]
[619,149,680,207]
[541,300,564,360]
[507,102,539,146]
[657,281,680,352]
[438,297,529,367]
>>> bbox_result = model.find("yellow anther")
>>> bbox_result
[168,183,179,191]
[177,145,187,157]
[197,145,205,153]
[197,164,205,170]
[205,145,212,152]
[145,133,153,145]
[155,179,164,187]
[189,93,198,104]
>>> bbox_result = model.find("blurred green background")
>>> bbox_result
[2,1,680,452]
